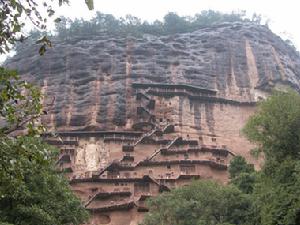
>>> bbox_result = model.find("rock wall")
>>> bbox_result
[6,22,300,225]
[7,22,300,131]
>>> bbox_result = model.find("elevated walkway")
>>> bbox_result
[42,130,142,137]
[132,82,256,105]
[132,83,217,95]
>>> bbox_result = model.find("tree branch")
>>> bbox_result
[3,114,40,135]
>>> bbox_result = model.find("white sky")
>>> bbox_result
[1,0,299,63]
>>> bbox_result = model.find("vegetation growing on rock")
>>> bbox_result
[53,11,264,39]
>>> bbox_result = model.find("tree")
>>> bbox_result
[243,90,300,163]
[228,156,255,179]
[228,156,256,194]
[0,137,89,225]
[163,12,190,34]
[26,10,265,43]
[1,2,95,224]
[250,158,300,225]
[0,68,89,225]
[243,90,300,225]
[0,0,94,55]
[0,67,43,136]
[141,180,251,225]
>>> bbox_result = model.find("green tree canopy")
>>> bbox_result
[142,180,251,225]
[48,10,263,40]
[242,90,300,225]
[228,156,255,179]
[0,68,89,225]
[243,90,300,163]
[0,2,95,225]
[0,49,89,225]
[251,158,300,225]
[228,156,256,194]
[0,137,89,225]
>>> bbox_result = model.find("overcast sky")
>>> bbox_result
[1,0,299,63]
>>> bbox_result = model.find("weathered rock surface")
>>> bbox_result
[5,22,300,225]
[7,22,300,131]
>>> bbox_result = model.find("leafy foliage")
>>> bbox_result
[0,137,55,190]
[0,67,43,135]
[245,157,300,225]
[0,0,93,54]
[229,156,255,179]
[228,156,256,194]
[242,90,300,225]
[0,137,89,225]
[243,90,300,163]
[0,1,93,225]
[52,10,264,40]
[0,68,89,225]
[142,180,251,225]
[0,0,60,54]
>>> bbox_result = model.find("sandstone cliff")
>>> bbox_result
[5,22,300,225]
[7,22,300,131]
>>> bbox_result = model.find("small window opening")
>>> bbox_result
[91,188,98,192]
[184,153,189,159]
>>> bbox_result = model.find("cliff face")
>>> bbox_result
[7,22,300,131]
[6,22,300,225]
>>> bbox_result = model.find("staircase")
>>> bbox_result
[148,136,181,160]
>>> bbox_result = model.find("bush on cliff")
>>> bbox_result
[53,10,262,39]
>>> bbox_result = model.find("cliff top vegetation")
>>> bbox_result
[37,10,265,40]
